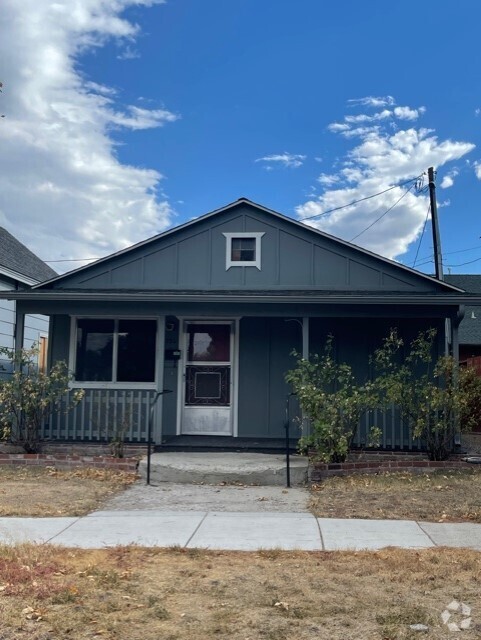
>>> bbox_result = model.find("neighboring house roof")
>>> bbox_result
[444,274,481,294]
[0,227,57,284]
[445,274,481,345]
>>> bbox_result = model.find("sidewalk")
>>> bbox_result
[1,510,481,551]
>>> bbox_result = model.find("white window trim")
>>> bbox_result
[222,232,265,270]
[69,316,159,389]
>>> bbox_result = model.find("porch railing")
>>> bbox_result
[42,388,157,442]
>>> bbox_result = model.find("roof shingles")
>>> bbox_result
[0,228,57,283]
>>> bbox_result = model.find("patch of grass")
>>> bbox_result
[310,469,481,522]
[0,465,138,516]
[1,544,480,639]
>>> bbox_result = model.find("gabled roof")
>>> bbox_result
[0,227,57,284]
[33,198,463,293]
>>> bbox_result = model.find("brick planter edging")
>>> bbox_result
[311,459,476,481]
[0,453,139,473]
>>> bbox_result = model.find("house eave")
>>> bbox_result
[0,290,471,306]
[0,266,39,287]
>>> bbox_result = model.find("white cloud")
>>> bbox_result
[327,122,350,132]
[475,108,480,117]
[440,168,459,189]
[347,96,396,108]
[393,106,424,121]
[475,161,481,179]
[345,110,392,124]
[117,45,140,60]
[296,100,475,260]
[255,152,306,169]
[341,125,381,138]
[317,173,340,186]
[0,0,176,271]
[440,175,454,189]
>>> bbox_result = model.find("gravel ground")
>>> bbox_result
[99,480,310,513]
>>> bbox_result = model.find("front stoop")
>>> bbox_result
[138,452,309,486]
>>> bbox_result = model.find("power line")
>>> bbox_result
[44,258,98,263]
[444,256,481,268]
[416,244,481,264]
[298,174,424,222]
[412,203,431,268]
[350,183,415,242]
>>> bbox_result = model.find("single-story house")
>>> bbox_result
[2,199,473,451]
[0,227,57,376]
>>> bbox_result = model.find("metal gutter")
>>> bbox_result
[0,290,474,305]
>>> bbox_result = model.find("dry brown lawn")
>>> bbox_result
[0,467,137,517]
[310,469,481,522]
[0,544,480,639]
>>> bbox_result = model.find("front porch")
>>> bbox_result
[139,451,309,486]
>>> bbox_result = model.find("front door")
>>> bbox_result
[181,321,234,435]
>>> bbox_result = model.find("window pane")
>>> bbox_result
[76,319,114,381]
[231,237,256,261]
[117,320,156,382]
[187,324,230,362]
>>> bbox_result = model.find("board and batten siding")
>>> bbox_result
[45,203,445,293]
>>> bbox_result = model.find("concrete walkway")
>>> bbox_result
[2,511,481,551]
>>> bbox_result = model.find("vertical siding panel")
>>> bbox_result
[72,398,79,440]
[80,393,86,440]
[65,392,70,439]
[106,389,111,440]
[389,404,396,449]
[174,243,179,285]
[121,390,127,440]
[407,416,413,450]
[127,390,133,441]
[137,390,142,441]
[96,389,102,440]
[88,391,93,440]
[113,389,118,438]
[310,242,314,286]
[382,408,387,449]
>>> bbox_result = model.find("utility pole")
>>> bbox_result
[428,166,444,280]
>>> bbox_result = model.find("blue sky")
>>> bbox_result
[0,0,480,274]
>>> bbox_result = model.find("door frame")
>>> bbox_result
[176,317,240,437]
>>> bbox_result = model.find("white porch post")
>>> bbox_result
[153,315,166,444]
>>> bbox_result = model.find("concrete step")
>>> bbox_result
[139,452,309,486]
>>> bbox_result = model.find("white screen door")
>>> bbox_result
[181,322,233,435]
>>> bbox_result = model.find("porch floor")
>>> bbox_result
[139,452,309,486]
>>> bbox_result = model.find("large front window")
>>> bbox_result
[75,319,156,382]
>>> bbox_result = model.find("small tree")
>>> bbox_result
[373,328,481,461]
[286,336,380,462]
[0,346,84,453]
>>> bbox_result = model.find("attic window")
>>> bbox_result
[223,232,265,270]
